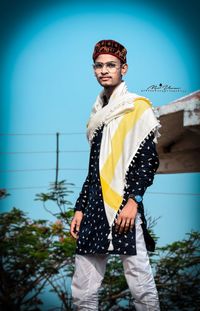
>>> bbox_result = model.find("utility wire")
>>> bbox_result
[0,168,87,172]
[0,132,85,136]
[0,150,88,154]
[147,191,200,196]
[3,186,200,196]
[4,186,81,190]
[1,132,199,198]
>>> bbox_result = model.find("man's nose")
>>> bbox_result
[101,64,108,74]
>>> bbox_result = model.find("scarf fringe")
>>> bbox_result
[123,124,161,193]
[87,83,139,142]
[86,82,161,252]
[87,99,129,142]
[108,230,114,251]
[87,94,161,144]
[88,120,104,145]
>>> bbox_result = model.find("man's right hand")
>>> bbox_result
[70,211,84,239]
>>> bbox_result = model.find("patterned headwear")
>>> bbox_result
[93,40,127,64]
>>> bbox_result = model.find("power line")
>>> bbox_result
[0,150,88,155]
[0,132,85,136]
[2,186,200,196]
[147,191,200,196]
[0,168,87,173]
[4,186,81,191]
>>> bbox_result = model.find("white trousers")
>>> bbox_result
[71,216,160,311]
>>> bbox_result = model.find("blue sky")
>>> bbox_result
[0,0,200,249]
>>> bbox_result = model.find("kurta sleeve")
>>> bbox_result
[74,173,90,213]
[74,141,93,213]
[125,131,159,198]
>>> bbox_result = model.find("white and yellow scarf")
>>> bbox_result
[87,82,160,250]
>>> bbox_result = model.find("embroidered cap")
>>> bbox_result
[93,39,127,64]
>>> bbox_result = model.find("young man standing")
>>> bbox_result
[70,39,160,310]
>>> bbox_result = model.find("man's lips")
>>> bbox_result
[100,76,111,80]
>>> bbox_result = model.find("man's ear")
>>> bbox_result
[121,63,128,76]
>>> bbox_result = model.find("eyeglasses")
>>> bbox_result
[93,61,121,73]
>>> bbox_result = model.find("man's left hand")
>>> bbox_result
[115,198,138,234]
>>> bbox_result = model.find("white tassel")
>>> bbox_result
[108,230,114,251]
[108,241,114,251]
[108,240,114,251]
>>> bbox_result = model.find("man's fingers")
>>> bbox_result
[70,211,83,239]
[119,219,126,234]
[115,215,122,231]
[115,215,122,226]
[115,216,135,233]
[115,216,129,233]
[70,219,77,239]
[70,218,80,239]
[124,219,131,233]
[130,218,134,228]
[75,220,81,234]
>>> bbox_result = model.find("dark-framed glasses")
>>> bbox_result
[93,61,121,73]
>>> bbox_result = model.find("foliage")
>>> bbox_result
[98,231,200,311]
[35,180,76,310]
[99,255,134,311]
[0,180,76,311]
[99,214,159,311]
[1,181,199,311]
[35,180,75,225]
[0,188,10,199]
[155,231,200,311]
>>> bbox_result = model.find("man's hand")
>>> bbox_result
[115,198,138,234]
[70,211,84,239]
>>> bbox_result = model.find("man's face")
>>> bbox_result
[93,54,128,88]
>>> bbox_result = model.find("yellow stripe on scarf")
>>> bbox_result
[100,176,123,211]
[100,99,151,182]
[100,98,151,210]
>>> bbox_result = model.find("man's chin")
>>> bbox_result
[99,80,113,87]
[101,83,110,87]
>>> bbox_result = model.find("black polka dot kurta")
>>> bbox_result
[74,124,159,255]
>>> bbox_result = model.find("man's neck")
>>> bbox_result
[103,81,122,102]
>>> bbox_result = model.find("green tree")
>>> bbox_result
[35,180,76,310]
[35,182,159,310]
[99,255,134,311]
[1,182,199,311]
[98,231,200,311]
[0,180,76,311]
[98,215,159,311]
[155,231,200,311]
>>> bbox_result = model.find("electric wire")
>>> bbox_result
[2,186,200,196]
